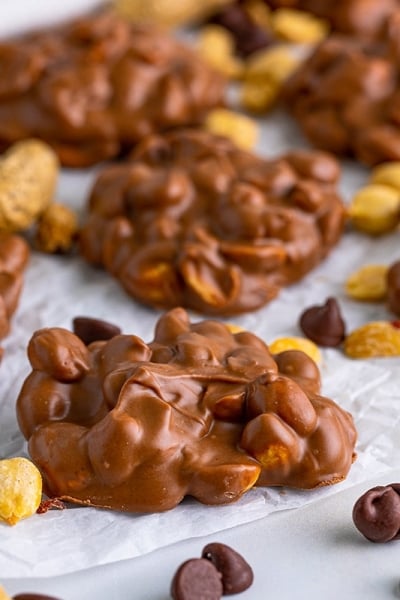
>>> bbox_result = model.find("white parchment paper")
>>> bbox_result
[0,108,399,578]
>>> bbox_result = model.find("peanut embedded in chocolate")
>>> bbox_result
[16,308,357,514]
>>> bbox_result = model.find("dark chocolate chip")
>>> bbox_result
[299,297,346,347]
[352,483,400,542]
[72,316,121,345]
[202,542,254,595]
[171,558,223,600]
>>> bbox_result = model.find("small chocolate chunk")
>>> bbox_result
[352,483,400,542]
[72,316,121,345]
[210,4,272,56]
[171,558,223,600]
[202,542,254,595]
[299,297,346,347]
[387,261,400,317]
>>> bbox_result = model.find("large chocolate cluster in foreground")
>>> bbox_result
[0,11,225,166]
[80,129,345,316]
[283,22,400,165]
[17,308,357,513]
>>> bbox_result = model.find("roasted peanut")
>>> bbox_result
[197,25,244,79]
[114,0,233,28]
[0,586,12,600]
[269,336,321,364]
[347,184,400,235]
[0,457,42,525]
[35,203,78,254]
[0,139,59,232]
[271,8,329,44]
[370,161,400,192]
[204,108,259,150]
[345,264,389,301]
[344,322,400,358]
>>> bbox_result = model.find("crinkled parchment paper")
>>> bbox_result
[0,111,399,577]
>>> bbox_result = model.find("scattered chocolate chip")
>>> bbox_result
[202,542,254,595]
[72,316,121,345]
[299,297,346,347]
[171,558,223,600]
[352,483,400,542]
[209,4,272,56]
[387,260,400,317]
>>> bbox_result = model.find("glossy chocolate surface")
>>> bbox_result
[0,11,225,166]
[283,26,400,165]
[80,129,345,316]
[17,308,357,513]
[353,483,400,542]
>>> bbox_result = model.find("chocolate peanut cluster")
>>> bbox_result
[0,11,225,167]
[0,234,29,359]
[283,26,400,165]
[79,128,345,316]
[16,308,357,513]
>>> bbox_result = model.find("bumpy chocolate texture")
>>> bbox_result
[0,11,225,167]
[0,233,29,356]
[16,307,357,513]
[79,129,345,316]
[266,0,400,39]
[283,23,400,165]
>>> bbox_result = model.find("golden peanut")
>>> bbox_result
[0,586,12,600]
[241,79,279,113]
[0,457,42,525]
[197,25,244,79]
[204,108,259,150]
[246,45,300,84]
[345,264,389,301]
[114,0,233,27]
[269,336,321,364]
[271,8,329,44]
[35,202,78,254]
[370,161,400,192]
[244,0,272,31]
[344,322,400,358]
[0,139,59,232]
[347,184,400,235]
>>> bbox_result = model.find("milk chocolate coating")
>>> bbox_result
[387,261,400,316]
[16,307,357,513]
[0,233,29,350]
[283,26,400,165]
[0,11,225,167]
[352,483,400,542]
[266,0,400,39]
[79,129,345,316]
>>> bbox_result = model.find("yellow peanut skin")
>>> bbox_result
[0,457,42,525]
[0,139,59,232]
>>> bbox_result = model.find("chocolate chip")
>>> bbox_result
[72,316,121,345]
[202,542,254,595]
[171,558,223,600]
[352,483,400,542]
[299,297,346,347]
